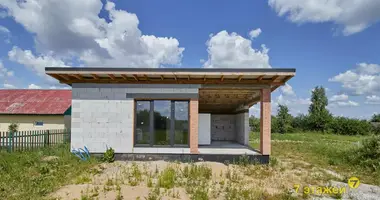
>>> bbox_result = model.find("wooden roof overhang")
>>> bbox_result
[45,67,295,113]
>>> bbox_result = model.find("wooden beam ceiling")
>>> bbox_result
[57,74,71,81]
[108,74,116,80]
[132,74,139,81]
[91,74,100,80]
[70,74,84,80]
[120,74,128,80]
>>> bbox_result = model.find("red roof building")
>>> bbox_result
[0,89,72,115]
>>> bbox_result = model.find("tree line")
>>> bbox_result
[249,86,380,135]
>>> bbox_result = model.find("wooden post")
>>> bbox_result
[47,130,50,146]
[8,131,13,152]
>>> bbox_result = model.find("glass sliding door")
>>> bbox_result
[135,101,150,145]
[174,101,189,145]
[153,100,171,145]
[134,100,189,147]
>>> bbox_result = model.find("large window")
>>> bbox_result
[135,100,189,146]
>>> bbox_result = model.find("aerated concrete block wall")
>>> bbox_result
[210,113,249,144]
[71,83,199,153]
[235,112,249,145]
[211,115,236,141]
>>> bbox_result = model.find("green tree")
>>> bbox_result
[370,114,380,122]
[277,104,292,134]
[249,116,260,132]
[308,86,332,132]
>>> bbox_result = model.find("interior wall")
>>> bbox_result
[235,112,249,145]
[211,114,236,141]
[198,113,211,145]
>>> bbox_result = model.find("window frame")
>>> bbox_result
[34,121,44,126]
[134,99,190,148]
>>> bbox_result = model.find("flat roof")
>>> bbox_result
[45,67,295,87]
[46,67,295,73]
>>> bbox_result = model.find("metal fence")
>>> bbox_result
[0,129,70,152]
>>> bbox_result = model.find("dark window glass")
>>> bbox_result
[35,121,44,126]
[174,101,189,145]
[136,101,150,144]
[153,101,171,145]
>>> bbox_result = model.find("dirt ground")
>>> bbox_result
[50,158,349,200]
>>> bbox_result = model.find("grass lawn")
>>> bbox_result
[0,144,99,200]
[250,132,380,186]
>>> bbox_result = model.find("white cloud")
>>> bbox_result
[2,0,184,70]
[203,30,270,68]
[49,86,71,90]
[248,28,262,39]
[268,0,380,35]
[0,60,14,77]
[8,46,69,81]
[28,84,42,89]
[365,95,380,104]
[281,83,295,96]
[332,100,359,107]
[0,25,10,33]
[329,63,380,95]
[3,83,16,89]
[329,94,348,102]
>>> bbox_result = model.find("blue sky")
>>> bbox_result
[0,0,380,118]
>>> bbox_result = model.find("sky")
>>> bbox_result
[0,0,380,119]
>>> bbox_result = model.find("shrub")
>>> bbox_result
[102,147,115,163]
[371,114,380,122]
[158,167,177,189]
[8,122,19,133]
[329,117,372,135]
[346,136,380,171]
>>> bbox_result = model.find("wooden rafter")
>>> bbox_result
[238,75,243,82]
[70,74,84,80]
[143,74,149,80]
[91,74,100,80]
[203,75,206,81]
[49,74,63,81]
[257,75,264,82]
[188,75,191,81]
[132,74,139,81]
[221,75,224,81]
[108,74,116,80]
[121,74,128,80]
[60,78,284,85]
[271,85,281,92]
[160,75,164,80]
[173,74,177,81]
[58,74,71,81]
[271,75,280,82]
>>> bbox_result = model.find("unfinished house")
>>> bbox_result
[45,67,295,163]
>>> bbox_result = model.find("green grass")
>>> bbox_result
[0,144,99,200]
[250,132,380,185]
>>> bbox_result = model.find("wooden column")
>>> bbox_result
[260,88,271,155]
[189,99,199,154]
